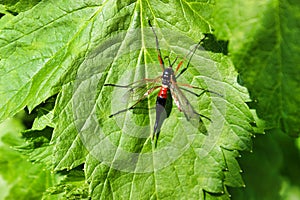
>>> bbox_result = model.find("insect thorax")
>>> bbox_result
[162,67,175,87]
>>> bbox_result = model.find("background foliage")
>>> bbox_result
[0,0,299,199]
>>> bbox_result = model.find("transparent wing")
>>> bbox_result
[104,76,162,117]
[122,76,161,101]
[105,76,161,101]
[170,82,198,120]
[170,77,209,133]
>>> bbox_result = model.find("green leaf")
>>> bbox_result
[11,98,56,167]
[0,146,60,200]
[42,167,89,200]
[0,0,101,121]
[0,118,61,200]
[212,0,300,135]
[0,0,41,14]
[229,130,300,199]
[0,0,260,199]
[70,1,254,199]
[19,128,54,167]
[31,96,56,130]
[51,82,88,171]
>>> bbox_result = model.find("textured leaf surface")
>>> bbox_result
[0,0,100,121]
[72,1,254,199]
[213,0,300,135]
[1,0,41,14]
[0,0,260,199]
[0,118,60,200]
[42,168,89,200]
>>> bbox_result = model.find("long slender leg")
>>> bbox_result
[164,55,178,67]
[169,81,211,124]
[171,56,178,66]
[104,76,161,88]
[192,110,212,122]
[175,37,206,79]
[164,56,171,66]
[178,83,223,97]
[109,86,161,117]
[148,20,164,70]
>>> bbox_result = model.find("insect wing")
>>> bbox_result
[121,77,161,101]
[170,82,197,120]
[170,79,208,133]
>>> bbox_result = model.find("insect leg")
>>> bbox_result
[175,37,206,79]
[104,76,161,88]
[178,83,223,97]
[108,86,161,117]
[170,78,212,123]
[164,55,178,67]
[192,110,212,122]
[148,20,165,70]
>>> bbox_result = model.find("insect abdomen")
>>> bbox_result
[158,87,168,99]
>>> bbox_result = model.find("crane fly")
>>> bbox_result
[104,20,220,145]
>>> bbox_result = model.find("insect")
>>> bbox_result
[104,20,219,145]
